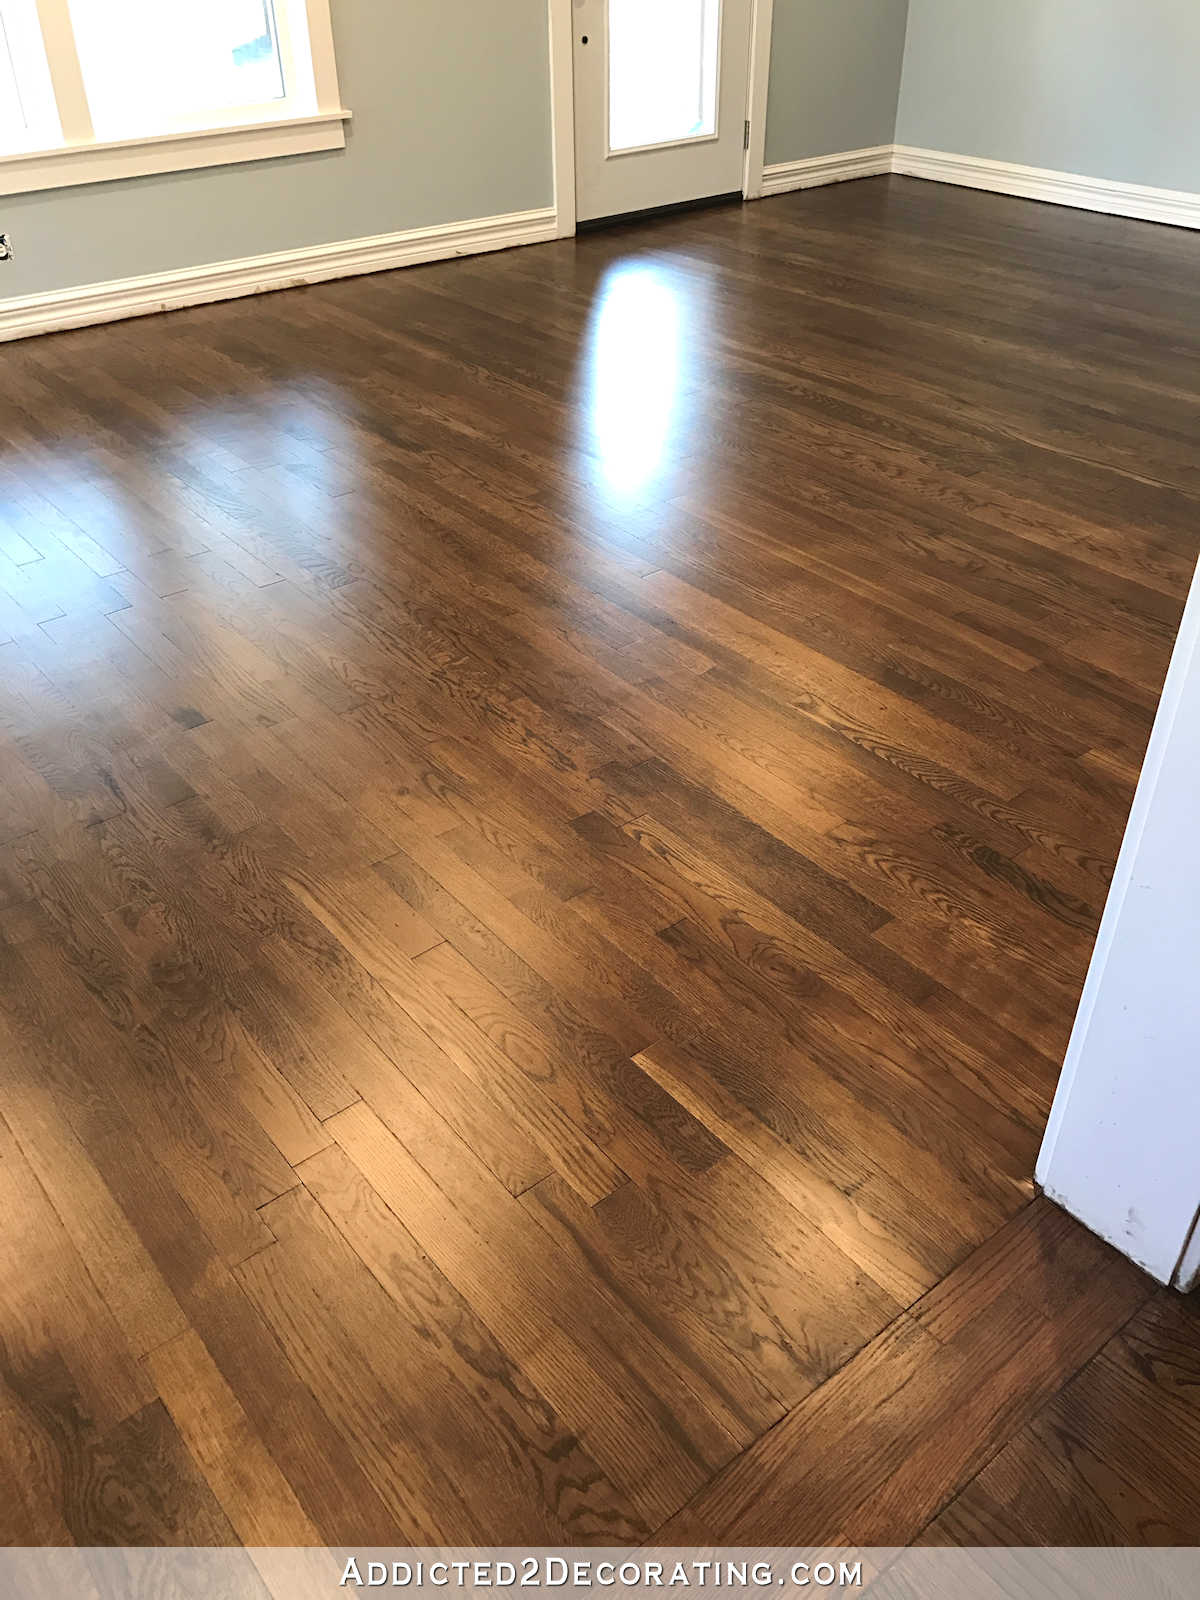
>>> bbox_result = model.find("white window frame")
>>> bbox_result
[0,0,349,196]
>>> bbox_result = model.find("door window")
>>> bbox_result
[607,0,720,154]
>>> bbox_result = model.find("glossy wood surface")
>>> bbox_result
[1,175,1198,1547]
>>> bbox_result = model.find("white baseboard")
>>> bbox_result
[7,144,1199,343]
[761,146,893,197]
[759,142,1200,231]
[892,145,1200,231]
[0,206,558,342]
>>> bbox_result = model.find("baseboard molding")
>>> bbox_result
[8,144,1198,343]
[892,146,1200,231]
[761,146,893,197]
[0,206,559,342]
[760,142,1200,231]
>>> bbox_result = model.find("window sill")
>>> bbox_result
[0,109,351,198]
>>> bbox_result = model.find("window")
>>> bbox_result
[608,0,720,155]
[67,0,296,139]
[0,19,26,148]
[0,0,347,195]
[1,0,60,153]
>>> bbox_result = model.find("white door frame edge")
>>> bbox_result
[547,0,771,235]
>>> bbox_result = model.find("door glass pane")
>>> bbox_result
[68,0,285,139]
[608,0,720,153]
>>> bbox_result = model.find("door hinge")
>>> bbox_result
[743,119,751,151]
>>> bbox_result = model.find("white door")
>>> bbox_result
[573,0,754,225]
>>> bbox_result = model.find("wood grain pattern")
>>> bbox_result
[1,175,1196,1545]
[656,1199,1150,1546]
[921,1292,1200,1546]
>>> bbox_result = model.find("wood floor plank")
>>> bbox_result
[1,176,1195,1547]
[0,1033,188,1359]
[325,1098,740,1527]
[411,937,721,1185]
[143,1330,323,1547]
[298,1143,650,1544]
[921,1291,1200,1546]
[0,1117,155,1431]
[281,854,628,1202]
[523,1172,788,1438]
[634,1036,941,1306]
[237,1185,507,1545]
[262,933,555,1197]
[656,1202,1151,1546]
[0,1351,237,1548]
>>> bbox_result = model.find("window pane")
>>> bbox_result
[0,15,25,146]
[608,0,720,153]
[68,0,286,138]
[1,0,60,152]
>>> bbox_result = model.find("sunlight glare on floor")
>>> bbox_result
[588,265,682,497]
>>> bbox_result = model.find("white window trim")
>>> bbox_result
[1,0,350,196]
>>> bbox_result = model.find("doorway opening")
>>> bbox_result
[553,0,773,230]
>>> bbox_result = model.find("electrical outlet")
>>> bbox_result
[0,234,12,262]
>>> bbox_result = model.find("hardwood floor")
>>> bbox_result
[1,174,1198,1548]
[920,1287,1200,1546]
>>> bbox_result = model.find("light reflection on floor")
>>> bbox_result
[586,264,684,499]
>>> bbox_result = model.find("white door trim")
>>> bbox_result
[1036,556,1200,1288]
[548,0,771,233]
[548,0,577,237]
[741,0,773,199]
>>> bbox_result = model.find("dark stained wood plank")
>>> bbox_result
[0,937,398,1544]
[144,1329,323,1547]
[1,175,1196,1548]
[0,1118,155,1432]
[922,1290,1200,1546]
[298,1143,650,1544]
[522,1172,788,1437]
[0,1349,236,1549]
[264,932,554,1197]
[237,1184,517,1545]
[324,1098,740,1527]
[283,857,627,1203]
[909,1193,1133,1345]
[0,1029,189,1363]
[411,937,726,1184]
[655,1202,1152,1546]
[634,1035,945,1307]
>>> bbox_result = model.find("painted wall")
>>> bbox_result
[763,0,910,166]
[1037,560,1200,1288]
[0,0,554,301]
[897,0,1200,192]
[11,0,1200,305]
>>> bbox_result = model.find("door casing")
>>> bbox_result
[547,0,775,237]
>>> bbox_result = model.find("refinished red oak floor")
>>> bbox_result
[1,175,1198,1547]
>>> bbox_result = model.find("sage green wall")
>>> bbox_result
[0,0,553,300]
[12,0,1194,308]
[896,0,1200,191]
[763,0,910,166]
